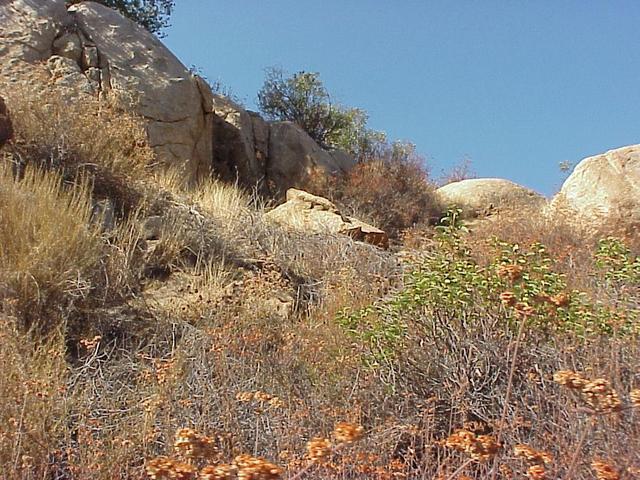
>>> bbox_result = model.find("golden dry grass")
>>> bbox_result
[0,86,638,480]
[0,164,102,329]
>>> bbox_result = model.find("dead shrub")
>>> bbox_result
[2,84,154,216]
[305,152,442,239]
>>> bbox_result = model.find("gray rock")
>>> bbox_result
[92,198,115,232]
[81,45,99,69]
[143,215,164,241]
[0,95,13,148]
[267,121,352,195]
[47,55,94,94]
[211,94,266,186]
[70,2,214,180]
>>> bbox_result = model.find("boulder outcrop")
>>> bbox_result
[1,0,213,179]
[265,189,388,248]
[436,178,546,218]
[551,145,640,229]
[267,122,355,194]
[211,94,269,187]
[0,0,355,191]
[211,99,355,194]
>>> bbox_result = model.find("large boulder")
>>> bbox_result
[551,145,640,229]
[210,99,356,193]
[265,188,388,248]
[0,96,13,148]
[436,178,546,218]
[267,122,356,194]
[0,0,214,180]
[0,0,356,189]
[211,94,269,187]
[69,2,213,179]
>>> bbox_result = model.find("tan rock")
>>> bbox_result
[267,122,354,194]
[551,145,640,229]
[265,188,388,248]
[52,32,83,62]
[0,0,215,181]
[211,94,268,187]
[70,2,213,179]
[47,55,94,94]
[436,178,546,218]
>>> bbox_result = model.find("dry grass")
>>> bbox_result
[0,164,102,329]
[305,154,443,239]
[3,84,154,215]
[0,83,638,480]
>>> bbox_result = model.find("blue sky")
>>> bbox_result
[165,1,640,196]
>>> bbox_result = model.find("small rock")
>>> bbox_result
[143,215,164,241]
[265,188,389,248]
[92,198,115,232]
[81,45,99,69]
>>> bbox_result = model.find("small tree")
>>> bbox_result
[257,67,383,156]
[68,0,175,36]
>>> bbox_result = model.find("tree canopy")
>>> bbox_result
[257,67,384,158]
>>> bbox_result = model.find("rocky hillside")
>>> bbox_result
[0,2,638,480]
[0,0,354,194]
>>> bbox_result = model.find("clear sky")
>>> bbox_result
[164,1,640,196]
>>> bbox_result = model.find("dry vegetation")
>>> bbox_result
[303,147,443,239]
[0,87,638,480]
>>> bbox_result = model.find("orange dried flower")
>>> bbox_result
[145,457,197,480]
[553,370,587,390]
[526,464,546,480]
[548,292,570,307]
[233,454,283,479]
[200,464,238,480]
[581,379,622,412]
[333,422,364,444]
[500,291,516,306]
[174,428,218,460]
[306,437,332,462]
[514,302,535,317]
[592,461,620,480]
[514,444,552,465]
[629,388,640,407]
[497,264,524,282]
[443,429,499,462]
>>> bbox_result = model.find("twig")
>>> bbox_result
[489,314,528,480]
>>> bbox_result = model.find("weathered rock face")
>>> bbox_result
[0,0,355,190]
[551,145,640,229]
[70,2,213,179]
[211,94,269,187]
[265,188,389,248]
[0,0,214,179]
[0,96,13,148]
[267,122,355,194]
[436,178,546,218]
[210,100,356,194]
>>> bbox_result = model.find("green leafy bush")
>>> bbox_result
[337,211,639,368]
[257,67,383,156]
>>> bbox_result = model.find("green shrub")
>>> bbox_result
[257,67,383,156]
[337,211,639,368]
